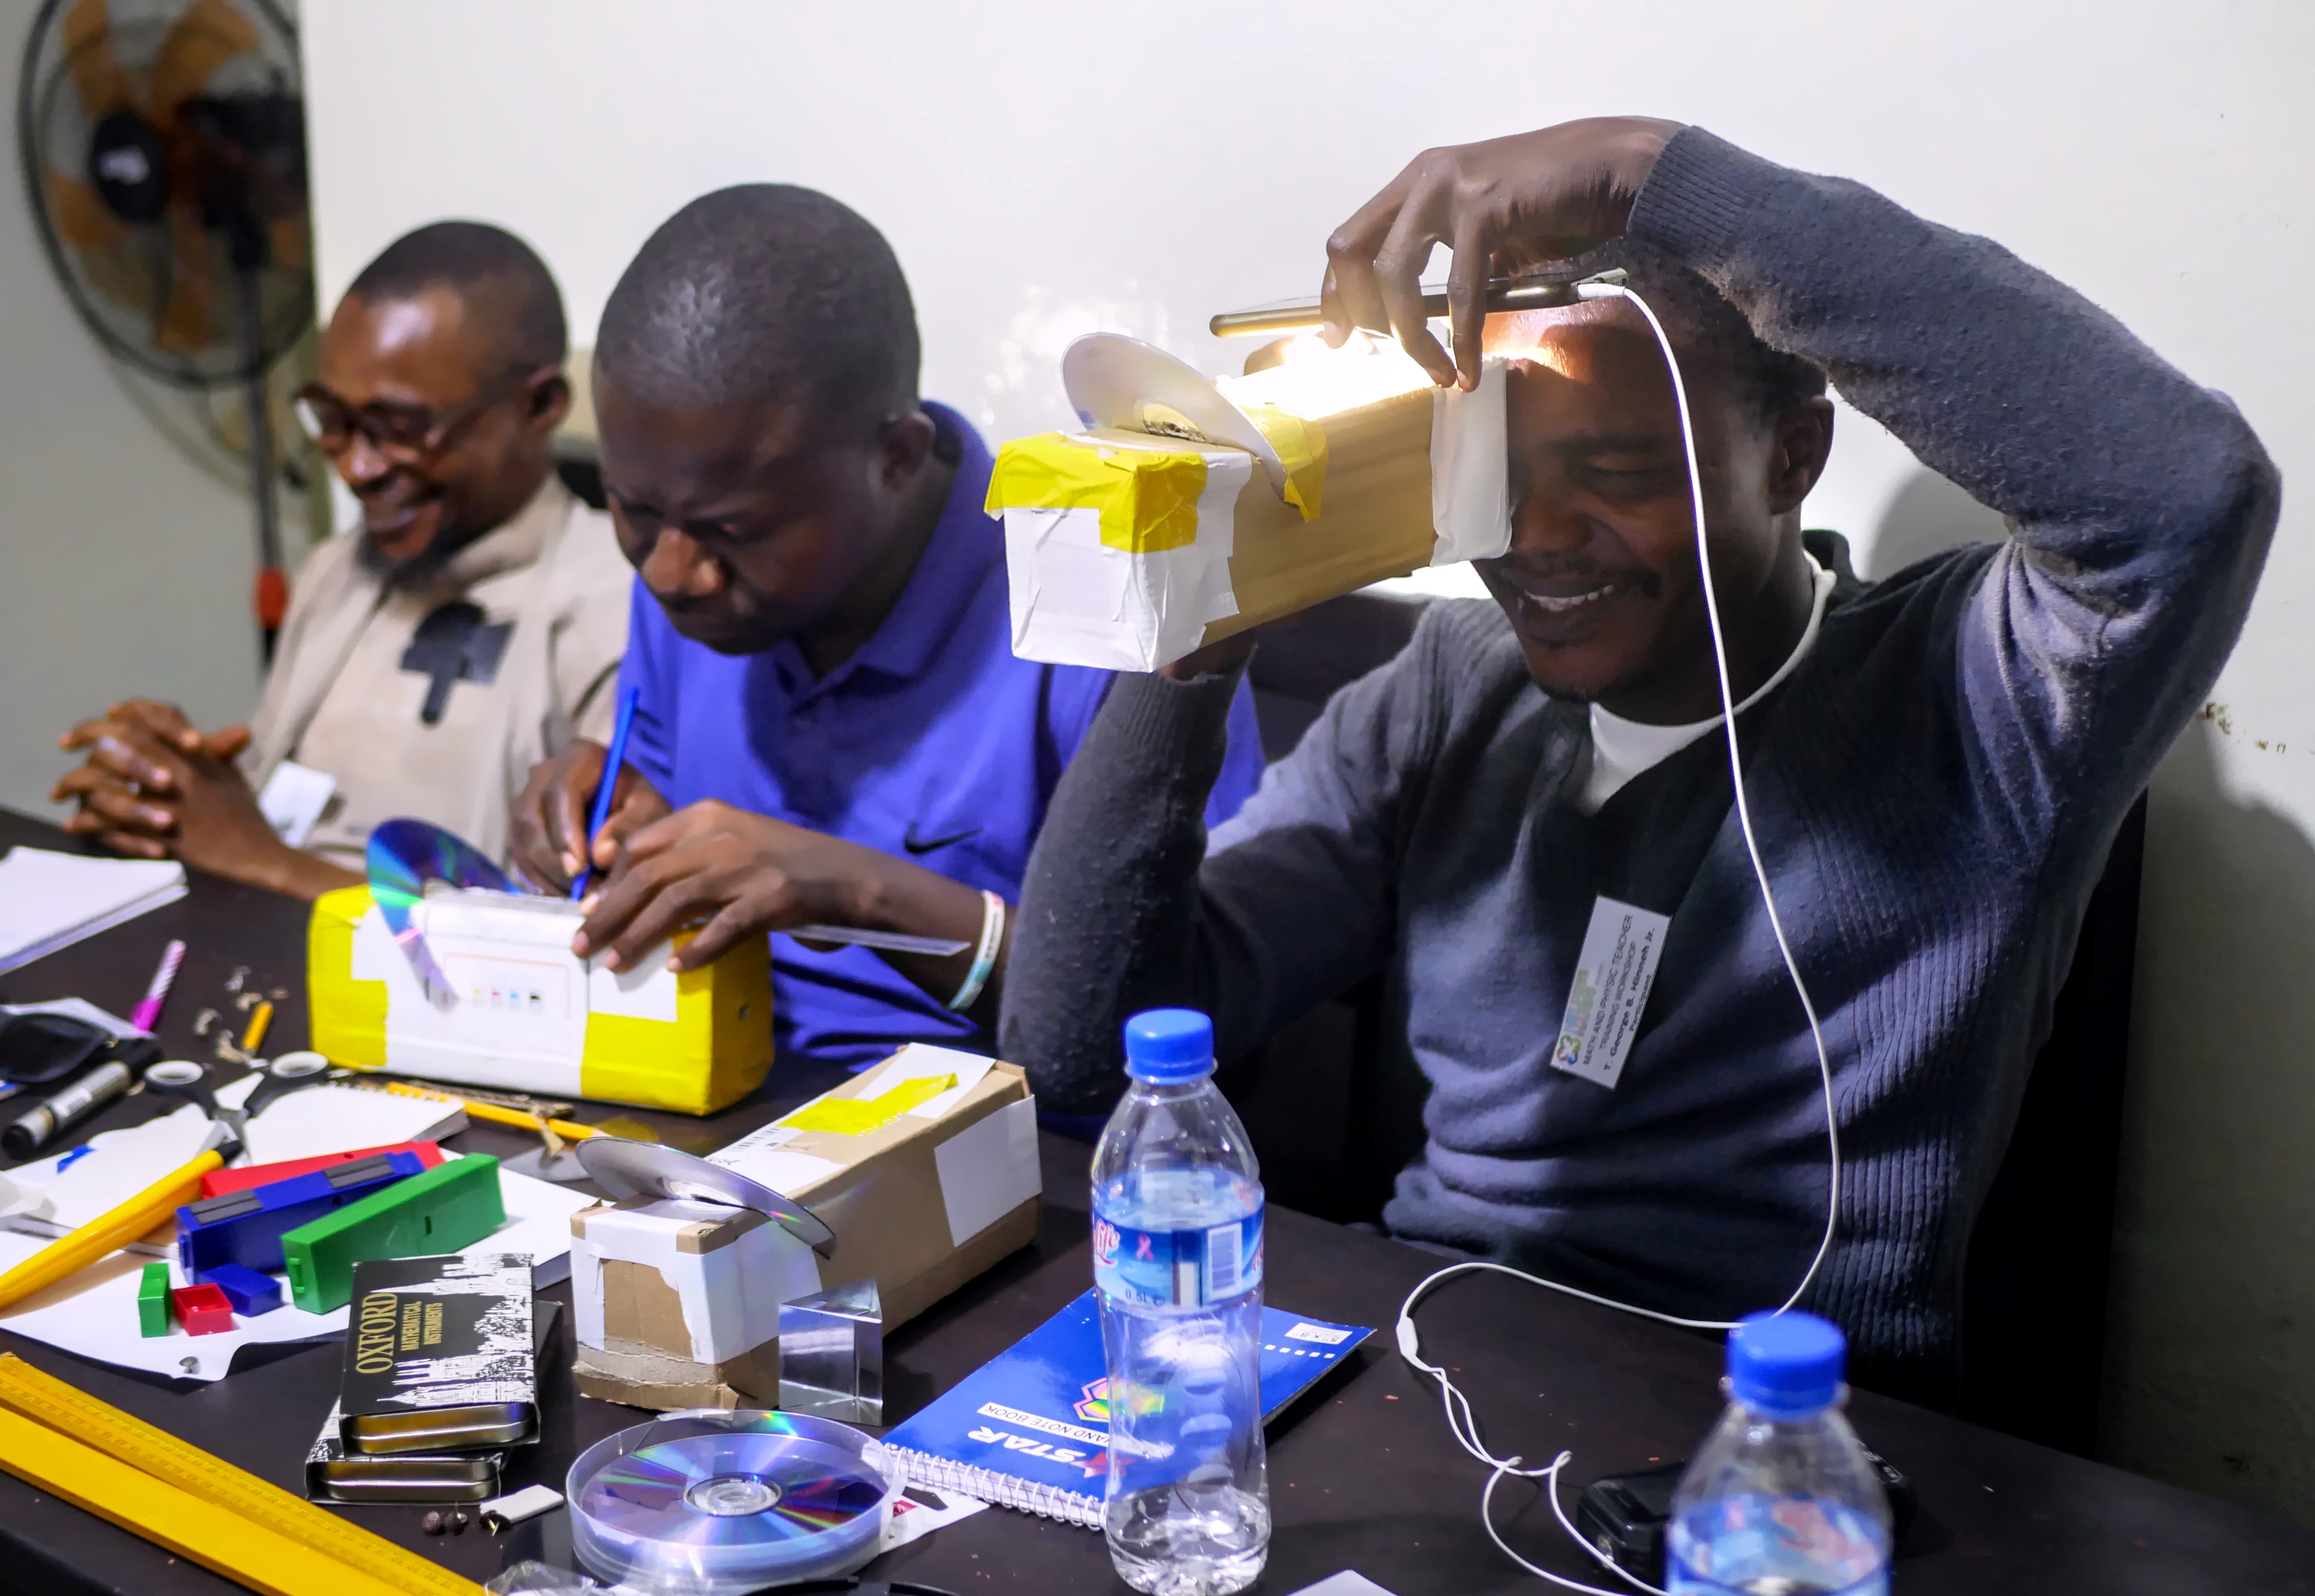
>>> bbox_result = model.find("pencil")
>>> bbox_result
[0,1148,226,1311]
[572,684,640,901]
[360,1078,601,1143]
[239,1001,274,1056]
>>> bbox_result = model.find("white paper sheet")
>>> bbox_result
[0,1160,589,1381]
[256,760,337,849]
[932,1097,1042,1248]
[1003,439,1251,673]
[882,1485,990,1550]
[705,1124,844,1200]
[571,1197,820,1362]
[0,848,186,976]
[1429,356,1511,565]
[1286,1573,1401,1596]
[343,892,681,1093]
[3,1077,465,1234]
[860,1043,997,1121]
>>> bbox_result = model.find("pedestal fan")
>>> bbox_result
[18,0,311,659]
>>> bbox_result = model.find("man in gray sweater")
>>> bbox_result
[999,118,2278,1400]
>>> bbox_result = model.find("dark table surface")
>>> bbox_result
[0,807,2309,1595]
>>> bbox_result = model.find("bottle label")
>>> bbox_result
[1093,1206,1263,1307]
[1667,1495,1888,1596]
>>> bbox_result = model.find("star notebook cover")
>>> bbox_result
[881,1288,1370,1528]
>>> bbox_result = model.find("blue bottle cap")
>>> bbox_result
[1122,1009,1215,1084]
[1726,1311,1845,1418]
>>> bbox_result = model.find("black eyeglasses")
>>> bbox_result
[293,368,550,463]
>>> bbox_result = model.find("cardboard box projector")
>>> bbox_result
[308,885,773,1115]
[571,1047,1041,1410]
[990,333,1512,672]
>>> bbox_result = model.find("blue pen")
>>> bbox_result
[572,685,641,900]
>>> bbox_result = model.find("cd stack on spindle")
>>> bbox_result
[567,1409,904,1593]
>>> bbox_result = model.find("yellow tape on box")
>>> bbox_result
[309,886,773,1114]
[989,334,1511,672]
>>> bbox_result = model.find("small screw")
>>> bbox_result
[179,1357,197,1373]
[447,1510,470,1535]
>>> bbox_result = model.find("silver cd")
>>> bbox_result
[568,1409,903,1594]
[576,1136,837,1257]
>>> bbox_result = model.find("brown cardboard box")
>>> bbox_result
[572,1051,1042,1411]
[570,1202,789,1410]
[1197,385,1438,646]
[714,1055,1043,1331]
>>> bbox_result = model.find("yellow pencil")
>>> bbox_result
[364,1077,602,1142]
[0,1147,225,1311]
[240,1000,274,1055]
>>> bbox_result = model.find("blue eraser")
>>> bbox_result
[198,1261,283,1317]
[175,1150,425,1278]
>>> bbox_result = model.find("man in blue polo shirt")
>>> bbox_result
[509,184,1261,1072]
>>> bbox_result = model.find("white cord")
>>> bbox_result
[1393,277,1842,1588]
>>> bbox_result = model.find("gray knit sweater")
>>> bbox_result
[998,128,2279,1398]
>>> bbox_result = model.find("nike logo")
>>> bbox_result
[903,824,981,856]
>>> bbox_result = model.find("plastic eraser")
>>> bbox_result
[178,1150,425,1278]
[171,1282,235,1335]
[281,1154,505,1314]
[198,1140,446,1200]
[199,1261,283,1317]
[138,1262,173,1337]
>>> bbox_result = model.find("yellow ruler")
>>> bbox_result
[0,1409,405,1596]
[0,1355,481,1596]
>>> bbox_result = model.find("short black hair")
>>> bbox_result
[593,184,919,428]
[1542,238,1828,420]
[345,220,567,374]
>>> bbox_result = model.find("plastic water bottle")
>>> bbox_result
[1667,1312,1893,1595]
[1091,1008,1269,1596]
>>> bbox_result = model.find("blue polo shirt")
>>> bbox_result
[618,403,1266,1071]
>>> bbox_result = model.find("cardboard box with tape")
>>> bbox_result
[990,332,1512,672]
[569,1046,1041,1410]
[308,884,773,1115]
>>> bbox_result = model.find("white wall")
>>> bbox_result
[0,0,271,819]
[301,0,2315,1518]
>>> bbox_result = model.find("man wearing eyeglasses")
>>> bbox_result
[50,221,629,897]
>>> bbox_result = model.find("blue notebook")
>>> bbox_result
[882,1289,1371,1528]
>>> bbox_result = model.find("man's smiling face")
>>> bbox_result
[1478,302,1792,710]
[317,284,548,575]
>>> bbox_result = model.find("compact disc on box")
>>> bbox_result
[576,1135,837,1257]
[567,1410,904,1593]
[364,817,511,993]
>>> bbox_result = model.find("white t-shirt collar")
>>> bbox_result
[1576,553,1836,815]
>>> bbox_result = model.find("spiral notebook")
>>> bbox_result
[882,1289,1370,1528]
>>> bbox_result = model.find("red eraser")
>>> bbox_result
[171,1283,235,1336]
[198,1141,447,1200]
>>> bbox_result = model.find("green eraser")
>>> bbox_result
[280,1155,505,1314]
[137,1262,173,1337]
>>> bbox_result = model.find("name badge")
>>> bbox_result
[1549,895,1671,1090]
[258,760,337,849]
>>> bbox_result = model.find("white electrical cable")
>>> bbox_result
[1393,277,1843,1590]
